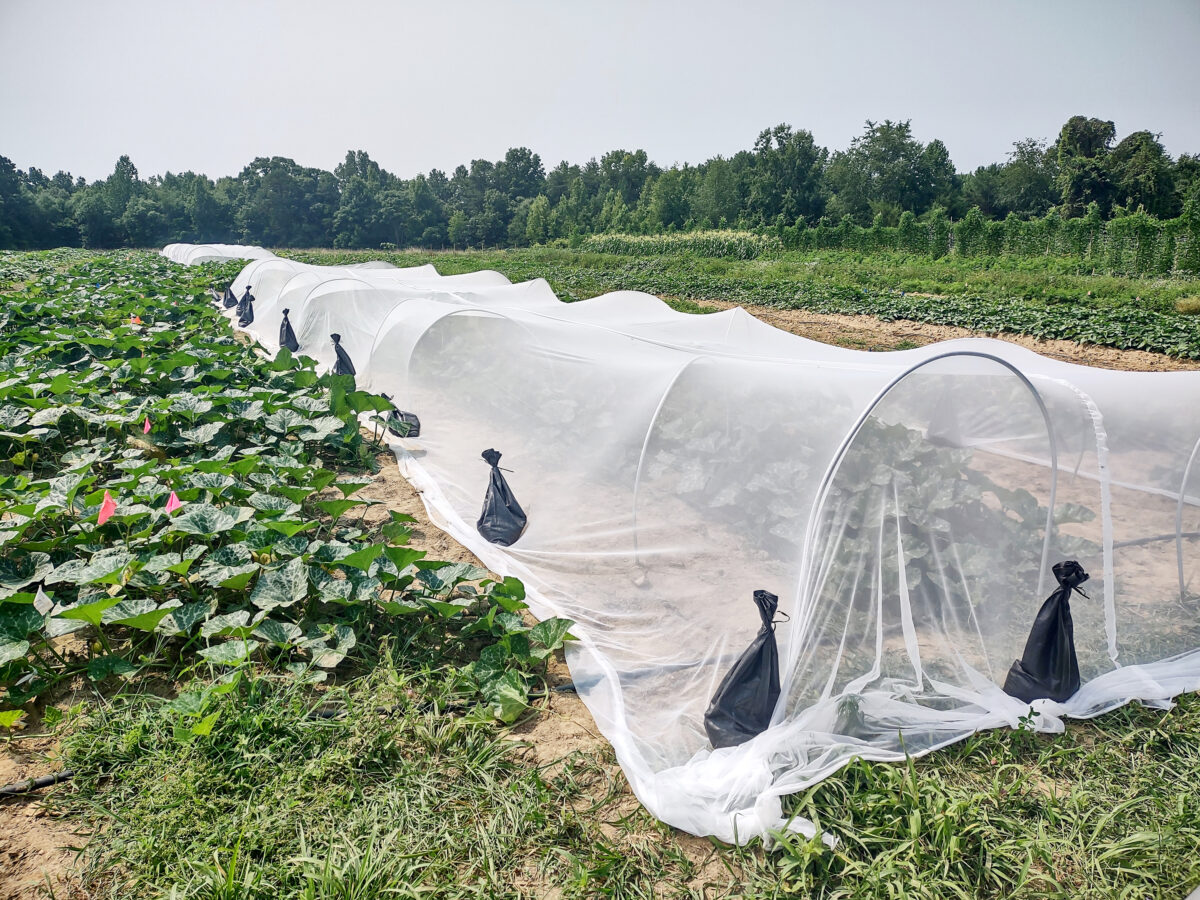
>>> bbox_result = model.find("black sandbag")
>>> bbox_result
[331,333,356,376]
[477,448,526,545]
[704,589,782,749]
[379,395,420,438]
[237,294,254,327]
[235,286,253,320]
[279,308,299,352]
[386,410,421,438]
[1003,560,1088,703]
[222,286,238,309]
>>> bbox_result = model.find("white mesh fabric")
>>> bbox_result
[162,243,276,265]
[226,258,1200,844]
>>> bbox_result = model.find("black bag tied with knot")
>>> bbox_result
[279,308,299,353]
[477,449,527,546]
[237,292,255,327]
[331,333,356,376]
[704,589,784,748]
[1003,560,1088,703]
[222,286,238,309]
[235,285,253,319]
[380,394,420,438]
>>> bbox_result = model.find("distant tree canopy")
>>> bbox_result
[2,116,1197,251]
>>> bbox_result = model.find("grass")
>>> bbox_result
[45,662,1200,899]
[52,655,720,900]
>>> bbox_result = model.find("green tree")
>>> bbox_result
[599,149,656,207]
[1108,131,1177,218]
[997,138,1058,218]
[826,120,954,224]
[333,176,384,248]
[747,124,827,224]
[692,157,741,227]
[120,195,166,246]
[495,147,545,201]
[447,209,469,248]
[649,169,689,230]
[1055,116,1116,217]
[525,194,552,244]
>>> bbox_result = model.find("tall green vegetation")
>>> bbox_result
[1,116,1197,252]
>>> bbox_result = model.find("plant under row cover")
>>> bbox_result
[207,249,1200,845]
[161,243,276,265]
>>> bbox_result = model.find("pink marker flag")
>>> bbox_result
[165,492,183,514]
[98,491,117,525]
[143,416,152,434]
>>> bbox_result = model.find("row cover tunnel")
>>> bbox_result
[184,246,1200,843]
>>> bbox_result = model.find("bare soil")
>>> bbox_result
[0,718,83,900]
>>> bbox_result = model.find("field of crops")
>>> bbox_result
[1,249,1198,899]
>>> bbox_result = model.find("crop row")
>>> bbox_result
[0,251,566,727]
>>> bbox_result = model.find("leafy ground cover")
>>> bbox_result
[1,250,1197,899]
[286,247,1200,357]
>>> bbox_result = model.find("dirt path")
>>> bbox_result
[0,721,83,900]
[693,299,1200,372]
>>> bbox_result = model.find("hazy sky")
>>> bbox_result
[2,0,1198,183]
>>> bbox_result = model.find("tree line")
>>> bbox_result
[1,116,1197,252]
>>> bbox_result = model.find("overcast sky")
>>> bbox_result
[2,0,1198,183]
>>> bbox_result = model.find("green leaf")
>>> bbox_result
[164,690,206,716]
[249,557,309,611]
[219,567,258,590]
[200,610,255,639]
[264,409,306,434]
[76,548,136,586]
[169,503,247,536]
[198,639,261,666]
[253,618,302,647]
[331,478,372,498]
[380,521,412,544]
[159,601,215,636]
[314,498,364,520]
[248,492,301,517]
[307,469,338,492]
[381,546,425,573]
[299,417,347,441]
[418,562,488,594]
[179,422,225,444]
[0,639,30,667]
[190,472,236,494]
[481,670,529,723]
[170,394,213,416]
[53,595,123,628]
[272,484,314,504]
[190,711,220,737]
[109,599,182,633]
[339,544,383,571]
[529,618,576,659]
[263,520,315,538]
[88,654,137,681]
[0,552,54,595]
[0,709,26,728]
[311,624,355,668]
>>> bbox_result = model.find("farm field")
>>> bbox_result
[282,246,1200,362]
[0,248,1199,900]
